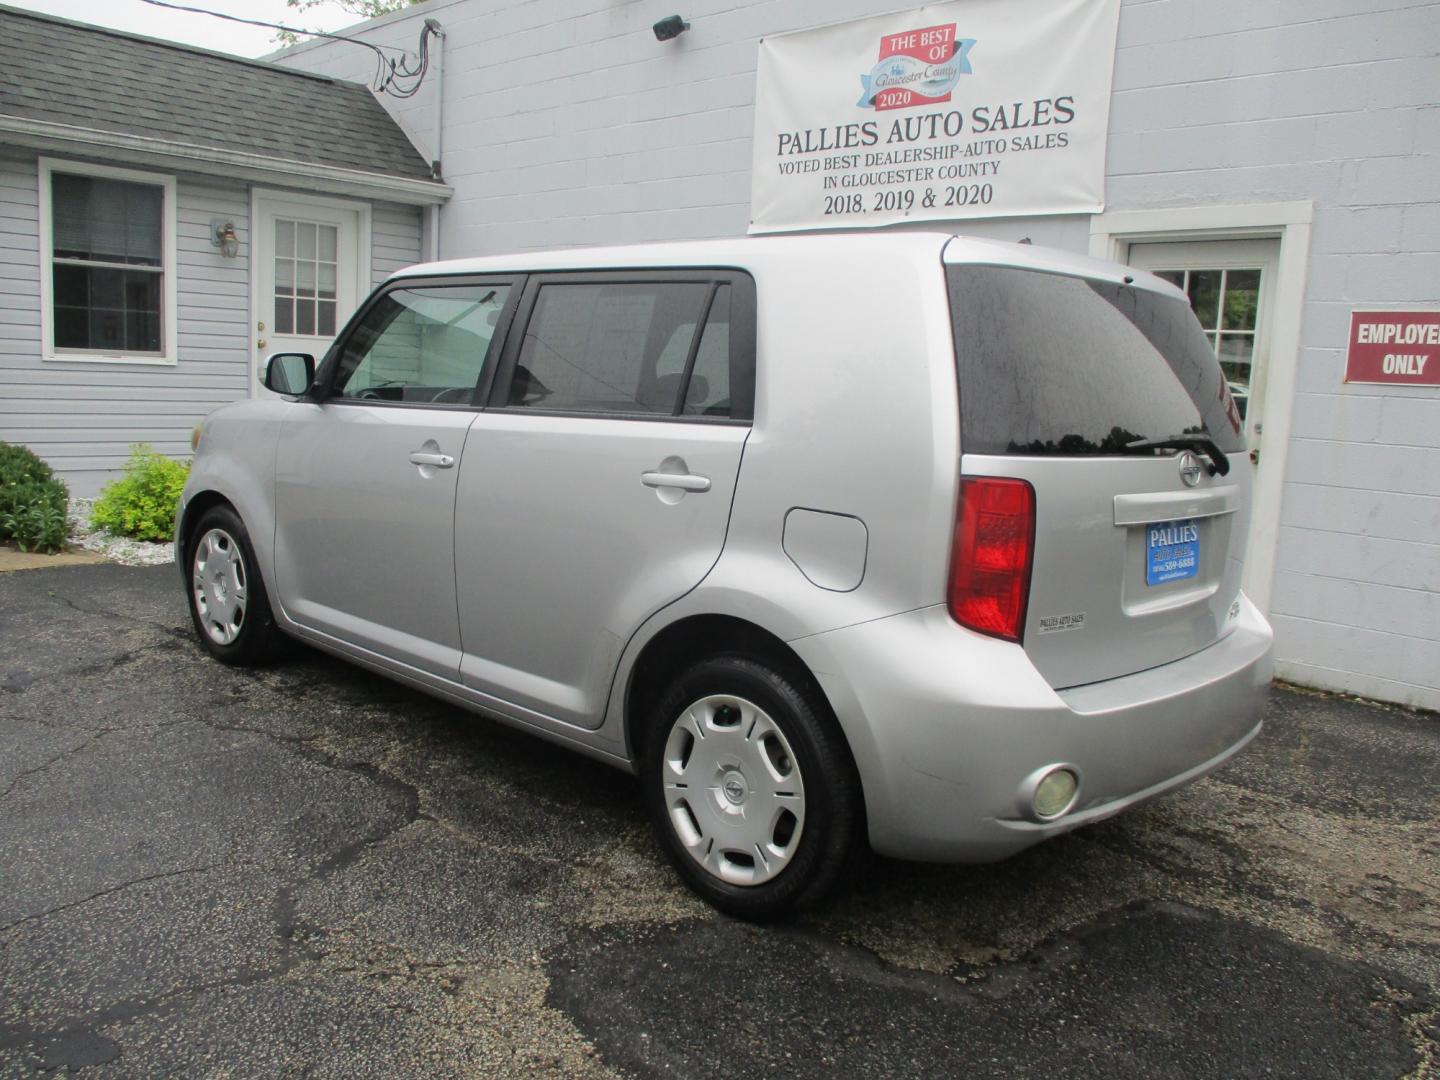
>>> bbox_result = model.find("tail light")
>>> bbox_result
[948,476,1035,642]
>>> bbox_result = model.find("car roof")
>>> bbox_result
[391,230,953,279]
[389,231,1182,300]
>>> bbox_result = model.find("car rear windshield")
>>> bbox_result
[946,264,1246,456]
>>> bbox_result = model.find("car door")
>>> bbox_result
[453,271,755,728]
[272,277,519,681]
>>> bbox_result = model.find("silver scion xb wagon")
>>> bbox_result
[179,233,1272,919]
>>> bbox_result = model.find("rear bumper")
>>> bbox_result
[789,594,1273,862]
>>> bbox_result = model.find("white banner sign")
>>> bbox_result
[749,0,1121,233]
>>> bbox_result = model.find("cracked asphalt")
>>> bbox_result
[1,563,1437,1078]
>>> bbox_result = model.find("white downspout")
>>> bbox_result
[427,19,445,262]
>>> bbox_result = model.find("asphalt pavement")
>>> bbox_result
[1,563,1436,1078]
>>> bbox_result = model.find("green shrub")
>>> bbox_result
[0,440,56,512]
[91,445,190,543]
[0,442,70,554]
[2,490,69,553]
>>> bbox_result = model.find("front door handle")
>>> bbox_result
[409,451,455,468]
[641,470,710,493]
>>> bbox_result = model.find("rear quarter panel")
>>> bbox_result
[601,235,962,757]
[704,235,960,637]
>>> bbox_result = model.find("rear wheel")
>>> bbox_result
[642,655,861,920]
[185,505,281,665]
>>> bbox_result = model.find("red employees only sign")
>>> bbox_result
[1345,311,1440,386]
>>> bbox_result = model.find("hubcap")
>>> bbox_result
[192,528,247,646]
[661,694,806,886]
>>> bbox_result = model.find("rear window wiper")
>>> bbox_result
[1124,435,1231,476]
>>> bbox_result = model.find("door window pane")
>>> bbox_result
[1221,269,1260,331]
[510,282,710,414]
[275,219,295,257]
[1148,266,1263,416]
[1185,270,1222,329]
[297,222,317,261]
[275,218,341,339]
[333,284,510,404]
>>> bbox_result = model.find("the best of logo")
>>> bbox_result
[857,23,976,111]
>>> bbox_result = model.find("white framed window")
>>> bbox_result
[38,158,178,365]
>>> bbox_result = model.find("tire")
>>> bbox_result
[184,505,282,666]
[642,654,863,920]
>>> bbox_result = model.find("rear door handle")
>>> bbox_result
[409,451,455,468]
[641,470,710,493]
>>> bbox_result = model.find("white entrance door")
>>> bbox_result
[252,192,369,394]
[1125,237,1281,601]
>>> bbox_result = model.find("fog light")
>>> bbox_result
[1032,767,1079,819]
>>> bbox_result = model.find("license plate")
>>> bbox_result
[1146,518,1200,585]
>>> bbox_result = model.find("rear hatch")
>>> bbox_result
[944,246,1251,690]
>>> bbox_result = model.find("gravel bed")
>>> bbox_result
[66,497,176,567]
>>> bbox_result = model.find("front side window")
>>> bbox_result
[330,284,510,405]
[47,168,168,357]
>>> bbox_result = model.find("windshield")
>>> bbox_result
[947,265,1246,456]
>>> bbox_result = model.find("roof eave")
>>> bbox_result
[0,114,451,205]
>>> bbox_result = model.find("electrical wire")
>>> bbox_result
[135,0,437,96]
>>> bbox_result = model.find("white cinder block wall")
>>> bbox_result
[277,0,1440,710]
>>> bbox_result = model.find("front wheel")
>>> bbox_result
[642,655,862,920]
[185,505,281,666]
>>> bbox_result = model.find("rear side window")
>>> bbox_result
[653,284,733,416]
[502,276,751,420]
[947,265,1245,456]
[509,282,708,415]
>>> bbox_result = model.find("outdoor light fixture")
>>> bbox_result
[211,219,240,258]
[653,14,689,41]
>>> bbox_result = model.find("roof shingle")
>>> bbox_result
[0,4,434,182]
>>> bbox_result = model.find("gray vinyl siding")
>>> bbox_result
[373,200,424,284]
[0,149,424,496]
[0,155,42,372]
[0,156,250,495]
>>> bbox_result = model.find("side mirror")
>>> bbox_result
[264,352,315,396]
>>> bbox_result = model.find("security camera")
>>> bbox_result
[653,15,689,41]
